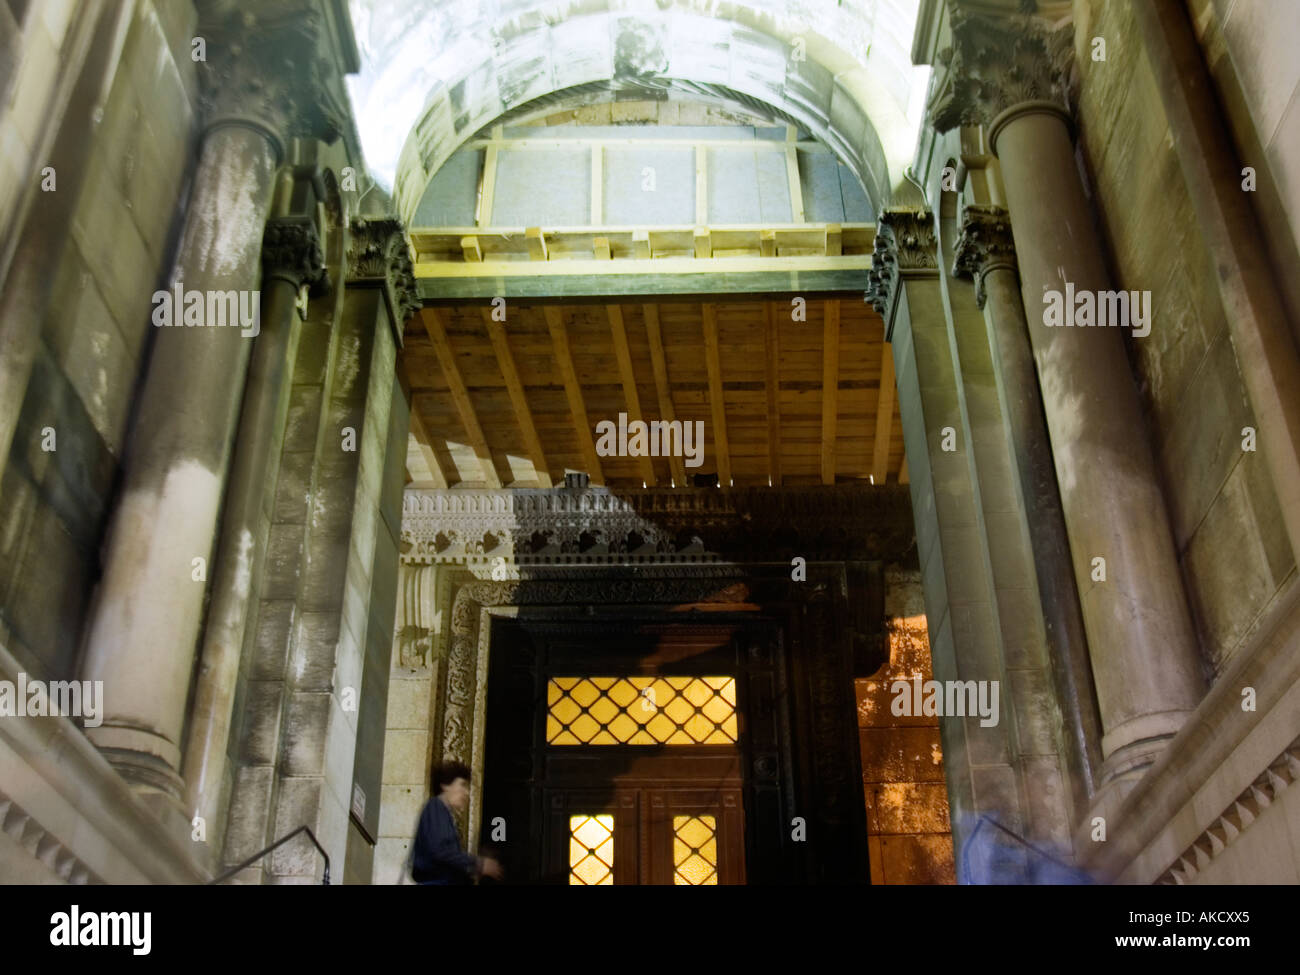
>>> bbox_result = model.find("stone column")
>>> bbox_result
[78,11,350,814]
[868,208,1033,881]
[182,214,325,848]
[952,203,1103,818]
[932,10,1205,790]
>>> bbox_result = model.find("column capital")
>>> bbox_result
[346,217,422,339]
[262,215,326,290]
[197,2,356,160]
[866,208,938,331]
[953,204,1017,308]
[928,3,1074,139]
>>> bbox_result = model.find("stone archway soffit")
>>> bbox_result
[346,1,926,219]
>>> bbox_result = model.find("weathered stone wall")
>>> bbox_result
[856,567,955,884]
[0,1,198,681]
[1185,0,1300,328]
[1074,0,1296,677]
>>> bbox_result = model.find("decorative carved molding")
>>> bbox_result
[928,3,1075,134]
[345,217,421,333]
[0,790,101,884]
[197,3,351,152]
[401,486,917,569]
[1156,736,1300,885]
[261,216,326,289]
[952,204,1018,309]
[866,208,937,321]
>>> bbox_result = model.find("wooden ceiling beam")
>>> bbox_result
[643,304,686,488]
[764,301,782,487]
[872,340,895,485]
[821,298,840,486]
[420,307,502,489]
[482,307,552,488]
[701,302,732,487]
[409,406,449,489]
[543,305,605,484]
[607,305,657,487]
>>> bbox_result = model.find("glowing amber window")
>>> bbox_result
[569,815,614,885]
[673,815,718,885]
[546,677,738,745]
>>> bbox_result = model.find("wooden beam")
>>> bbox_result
[409,407,448,489]
[643,304,686,488]
[416,253,871,278]
[695,145,708,226]
[826,222,842,256]
[482,307,552,488]
[460,236,482,262]
[420,307,502,489]
[759,229,776,258]
[525,226,548,261]
[476,128,500,226]
[821,299,840,485]
[633,230,652,260]
[764,301,782,487]
[607,305,657,487]
[543,305,604,484]
[693,227,711,259]
[701,303,732,487]
[593,236,611,261]
[872,340,895,485]
[786,145,804,223]
[899,454,909,485]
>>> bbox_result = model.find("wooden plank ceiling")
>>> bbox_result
[402,296,906,490]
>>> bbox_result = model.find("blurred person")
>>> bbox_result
[409,761,503,885]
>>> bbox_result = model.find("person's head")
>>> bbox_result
[433,761,471,813]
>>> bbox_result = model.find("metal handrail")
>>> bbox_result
[961,814,1093,884]
[208,825,331,885]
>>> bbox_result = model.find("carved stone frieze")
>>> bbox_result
[401,485,917,569]
[928,3,1075,134]
[345,217,421,332]
[952,204,1017,309]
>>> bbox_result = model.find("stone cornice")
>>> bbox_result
[196,1,354,157]
[1157,735,1300,885]
[952,204,1017,308]
[261,215,326,289]
[866,208,938,332]
[345,217,421,339]
[928,2,1074,135]
[400,485,917,568]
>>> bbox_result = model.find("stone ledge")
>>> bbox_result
[0,640,209,884]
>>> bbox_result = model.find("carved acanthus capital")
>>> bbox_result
[952,204,1017,308]
[346,217,422,333]
[865,209,938,321]
[928,3,1074,135]
[197,3,352,154]
[262,216,326,289]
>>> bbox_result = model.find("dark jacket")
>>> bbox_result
[410,796,477,885]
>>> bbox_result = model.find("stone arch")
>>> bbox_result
[350,2,929,219]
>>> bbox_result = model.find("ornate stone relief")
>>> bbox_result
[400,485,917,569]
[866,208,938,321]
[952,204,1018,309]
[927,2,1075,134]
[261,215,326,289]
[345,217,421,332]
[197,3,352,150]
